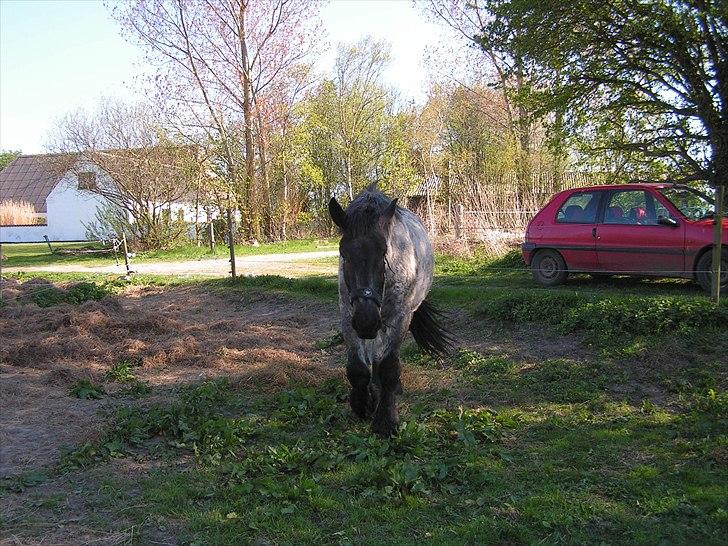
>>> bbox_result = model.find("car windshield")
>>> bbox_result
[659,187,715,220]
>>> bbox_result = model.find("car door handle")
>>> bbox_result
[592,227,598,239]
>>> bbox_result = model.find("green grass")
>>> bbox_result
[20,362,727,545]
[1,238,337,268]
[3,250,727,544]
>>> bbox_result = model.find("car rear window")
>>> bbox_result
[556,192,600,223]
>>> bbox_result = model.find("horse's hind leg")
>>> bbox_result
[371,351,401,437]
[346,350,372,420]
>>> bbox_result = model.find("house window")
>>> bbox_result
[78,172,97,191]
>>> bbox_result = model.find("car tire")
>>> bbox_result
[695,250,728,293]
[531,249,568,286]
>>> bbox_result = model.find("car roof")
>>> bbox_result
[564,182,676,192]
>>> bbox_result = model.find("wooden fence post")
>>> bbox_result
[711,184,725,304]
[227,208,236,280]
[454,203,465,240]
[121,233,132,278]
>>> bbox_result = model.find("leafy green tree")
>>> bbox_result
[0,150,21,171]
[480,0,726,186]
[332,38,393,199]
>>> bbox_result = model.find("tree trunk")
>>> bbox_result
[514,63,532,209]
[239,1,259,240]
[255,106,272,240]
[282,152,288,240]
[345,150,354,201]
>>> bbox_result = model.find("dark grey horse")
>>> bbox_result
[329,186,453,437]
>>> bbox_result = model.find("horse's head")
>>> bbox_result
[329,196,398,339]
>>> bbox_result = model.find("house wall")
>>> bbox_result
[0,224,50,243]
[2,156,214,244]
[45,162,111,241]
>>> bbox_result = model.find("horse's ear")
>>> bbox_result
[379,198,398,233]
[329,197,347,230]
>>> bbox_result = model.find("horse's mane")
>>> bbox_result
[345,185,394,237]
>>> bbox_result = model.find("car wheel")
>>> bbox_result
[531,249,568,286]
[695,251,728,293]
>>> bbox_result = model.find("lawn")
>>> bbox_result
[1,252,726,545]
[0,238,337,269]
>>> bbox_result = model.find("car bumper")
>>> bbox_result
[522,242,535,265]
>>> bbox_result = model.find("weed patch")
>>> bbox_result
[30,281,118,307]
[313,331,344,350]
[69,379,105,400]
[0,470,48,494]
[475,291,728,353]
[106,357,143,382]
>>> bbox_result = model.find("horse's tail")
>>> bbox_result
[409,299,456,358]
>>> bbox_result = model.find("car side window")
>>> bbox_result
[604,190,658,225]
[556,192,599,223]
[654,197,672,221]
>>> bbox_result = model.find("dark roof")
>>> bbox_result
[0,154,77,213]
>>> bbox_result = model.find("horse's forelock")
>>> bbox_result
[345,191,392,237]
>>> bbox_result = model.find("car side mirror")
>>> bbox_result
[658,216,679,227]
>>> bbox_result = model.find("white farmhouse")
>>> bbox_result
[0,153,202,243]
[0,154,111,243]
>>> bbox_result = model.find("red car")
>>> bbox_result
[522,183,728,292]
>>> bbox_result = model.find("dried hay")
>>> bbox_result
[0,278,341,475]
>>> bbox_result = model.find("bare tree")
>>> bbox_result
[48,100,204,249]
[423,0,558,193]
[110,0,323,240]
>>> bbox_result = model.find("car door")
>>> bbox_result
[543,189,602,271]
[595,189,685,275]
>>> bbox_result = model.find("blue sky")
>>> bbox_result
[0,0,449,154]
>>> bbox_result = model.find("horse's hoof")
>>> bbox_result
[371,418,398,438]
[350,404,368,420]
[351,407,370,421]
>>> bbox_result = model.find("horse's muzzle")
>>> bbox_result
[354,324,380,339]
[352,300,381,339]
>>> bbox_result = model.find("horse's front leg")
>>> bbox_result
[371,350,401,437]
[346,349,374,420]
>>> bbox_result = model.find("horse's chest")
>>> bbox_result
[354,337,387,367]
